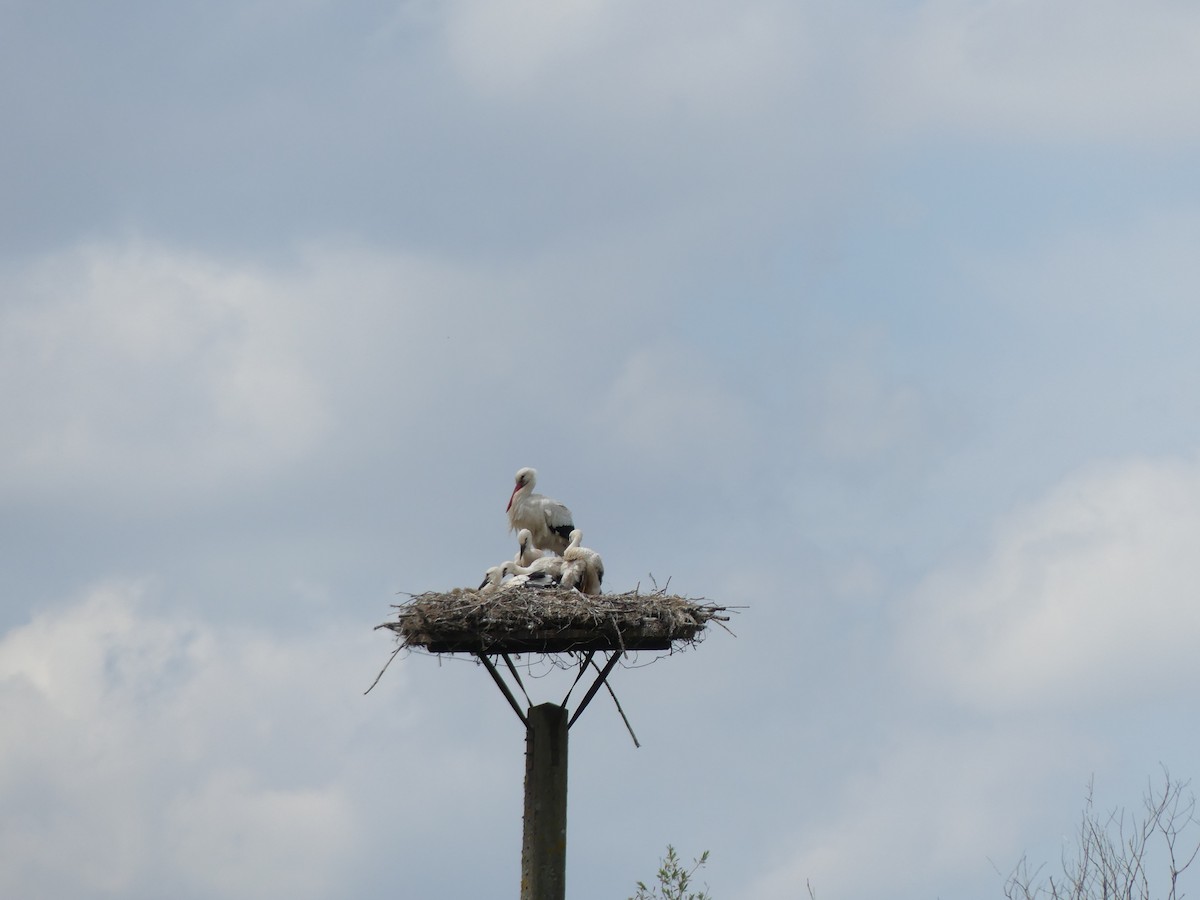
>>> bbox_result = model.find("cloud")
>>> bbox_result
[984,209,1200,322]
[740,724,1087,900]
[0,580,380,899]
[0,578,533,899]
[876,0,1200,145]
[1,234,740,504]
[0,237,608,508]
[0,241,330,501]
[165,770,356,899]
[811,352,931,467]
[598,344,755,474]
[6,0,1198,274]
[899,455,1200,712]
[443,0,623,96]
[442,0,796,117]
[441,0,1200,150]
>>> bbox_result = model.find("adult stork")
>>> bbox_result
[506,467,574,555]
[563,529,604,595]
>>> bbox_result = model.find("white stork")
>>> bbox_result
[558,558,587,592]
[499,559,560,590]
[563,529,604,595]
[504,556,569,582]
[514,528,547,567]
[506,467,574,555]
[478,564,506,595]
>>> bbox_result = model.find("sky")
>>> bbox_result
[3,1,1200,897]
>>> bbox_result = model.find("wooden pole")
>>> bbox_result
[521,703,568,900]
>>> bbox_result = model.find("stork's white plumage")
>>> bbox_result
[478,564,506,595]
[515,528,547,567]
[499,559,560,589]
[563,529,604,595]
[506,467,574,555]
[505,556,569,582]
[559,558,587,591]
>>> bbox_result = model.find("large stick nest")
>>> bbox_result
[378,586,730,654]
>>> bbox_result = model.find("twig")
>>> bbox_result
[363,643,403,695]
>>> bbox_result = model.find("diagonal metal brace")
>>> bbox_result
[560,650,596,707]
[568,651,621,729]
[475,652,528,727]
[501,653,534,708]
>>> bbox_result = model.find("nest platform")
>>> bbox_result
[379,586,728,655]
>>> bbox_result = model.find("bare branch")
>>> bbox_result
[1003,772,1200,900]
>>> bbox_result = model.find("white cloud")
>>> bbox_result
[0,241,330,500]
[0,581,382,899]
[900,455,1200,712]
[441,0,1200,149]
[741,725,1087,900]
[442,0,796,118]
[444,0,621,95]
[599,344,754,473]
[0,238,569,507]
[166,769,355,899]
[984,209,1200,321]
[812,354,930,465]
[877,0,1200,144]
[0,235,716,512]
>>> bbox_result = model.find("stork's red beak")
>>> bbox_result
[506,484,519,512]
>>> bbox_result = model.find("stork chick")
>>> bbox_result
[563,529,604,595]
[515,528,547,567]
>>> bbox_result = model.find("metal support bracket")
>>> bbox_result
[475,652,528,727]
[475,649,628,738]
[568,651,622,729]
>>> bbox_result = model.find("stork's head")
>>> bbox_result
[507,467,537,511]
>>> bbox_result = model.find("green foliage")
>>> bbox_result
[630,845,713,900]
